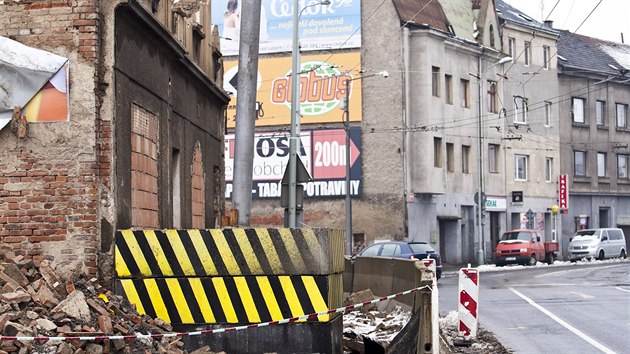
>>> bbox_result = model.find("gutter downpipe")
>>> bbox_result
[477,53,485,265]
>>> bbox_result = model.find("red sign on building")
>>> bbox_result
[558,174,568,209]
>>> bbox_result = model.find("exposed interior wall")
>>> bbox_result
[191,142,206,229]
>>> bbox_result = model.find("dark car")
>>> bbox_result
[351,241,442,279]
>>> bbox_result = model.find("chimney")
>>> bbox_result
[544,20,554,28]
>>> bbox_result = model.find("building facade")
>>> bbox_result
[0,0,228,281]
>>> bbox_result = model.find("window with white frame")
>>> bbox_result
[616,103,627,128]
[488,144,500,173]
[572,97,585,123]
[432,66,440,97]
[515,155,528,180]
[574,150,586,176]
[508,37,515,58]
[514,96,527,124]
[544,101,552,126]
[524,41,531,66]
[618,154,628,179]
[597,152,606,177]
[545,157,553,182]
[543,45,550,70]
[596,100,606,126]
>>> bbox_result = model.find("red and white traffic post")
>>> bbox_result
[458,267,479,339]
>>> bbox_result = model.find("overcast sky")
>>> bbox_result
[505,0,630,43]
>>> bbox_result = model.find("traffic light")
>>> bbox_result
[512,191,523,203]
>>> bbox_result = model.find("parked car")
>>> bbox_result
[567,228,627,261]
[351,241,442,279]
[494,229,558,266]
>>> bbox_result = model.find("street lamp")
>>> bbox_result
[476,56,512,265]
[342,70,389,255]
[288,0,331,227]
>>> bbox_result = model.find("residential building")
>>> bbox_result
[555,30,630,253]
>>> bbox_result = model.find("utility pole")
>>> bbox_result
[232,0,262,226]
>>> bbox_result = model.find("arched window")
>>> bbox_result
[489,24,495,47]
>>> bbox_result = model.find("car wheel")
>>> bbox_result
[528,254,536,266]
[496,262,504,267]
[598,250,605,261]
[621,249,627,259]
[547,253,555,264]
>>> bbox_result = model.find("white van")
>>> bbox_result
[568,228,627,261]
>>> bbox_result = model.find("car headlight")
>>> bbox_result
[519,248,528,253]
[588,244,598,249]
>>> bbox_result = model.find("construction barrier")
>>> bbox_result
[114,227,344,353]
[457,267,479,339]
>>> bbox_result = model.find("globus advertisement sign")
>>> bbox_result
[223,52,362,127]
[225,127,362,199]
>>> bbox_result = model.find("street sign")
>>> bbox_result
[473,192,486,206]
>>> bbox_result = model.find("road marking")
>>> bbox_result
[569,291,594,299]
[535,269,570,278]
[614,287,630,294]
[508,287,617,354]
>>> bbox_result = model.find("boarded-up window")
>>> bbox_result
[131,104,159,228]
[191,143,205,228]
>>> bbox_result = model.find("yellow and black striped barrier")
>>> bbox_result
[115,274,342,324]
[115,228,344,277]
[114,228,344,325]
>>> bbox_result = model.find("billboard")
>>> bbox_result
[225,127,362,199]
[211,0,361,56]
[224,52,362,127]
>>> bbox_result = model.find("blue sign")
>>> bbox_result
[212,0,361,56]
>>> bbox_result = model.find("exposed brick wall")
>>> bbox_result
[130,104,159,228]
[0,0,102,276]
[191,143,205,228]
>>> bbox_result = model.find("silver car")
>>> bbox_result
[568,228,627,261]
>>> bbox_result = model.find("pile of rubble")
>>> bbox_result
[0,246,202,354]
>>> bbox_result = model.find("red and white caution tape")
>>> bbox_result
[0,285,432,342]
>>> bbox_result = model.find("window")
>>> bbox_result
[515,155,528,181]
[432,66,440,97]
[380,243,401,256]
[544,101,552,126]
[445,74,453,104]
[487,80,497,113]
[446,143,454,172]
[489,24,495,47]
[596,100,606,126]
[361,244,380,256]
[434,137,442,167]
[597,152,607,177]
[543,45,550,70]
[192,29,203,64]
[572,97,585,123]
[618,155,628,178]
[524,41,531,66]
[460,79,470,108]
[514,96,527,123]
[574,150,586,176]
[616,103,627,128]
[488,144,500,173]
[508,37,515,57]
[462,145,470,173]
[545,157,553,182]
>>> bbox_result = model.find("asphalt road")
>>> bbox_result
[438,261,630,353]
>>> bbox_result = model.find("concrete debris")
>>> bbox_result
[0,249,192,354]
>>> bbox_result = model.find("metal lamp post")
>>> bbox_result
[342,70,389,255]
[476,56,513,265]
[287,0,331,227]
